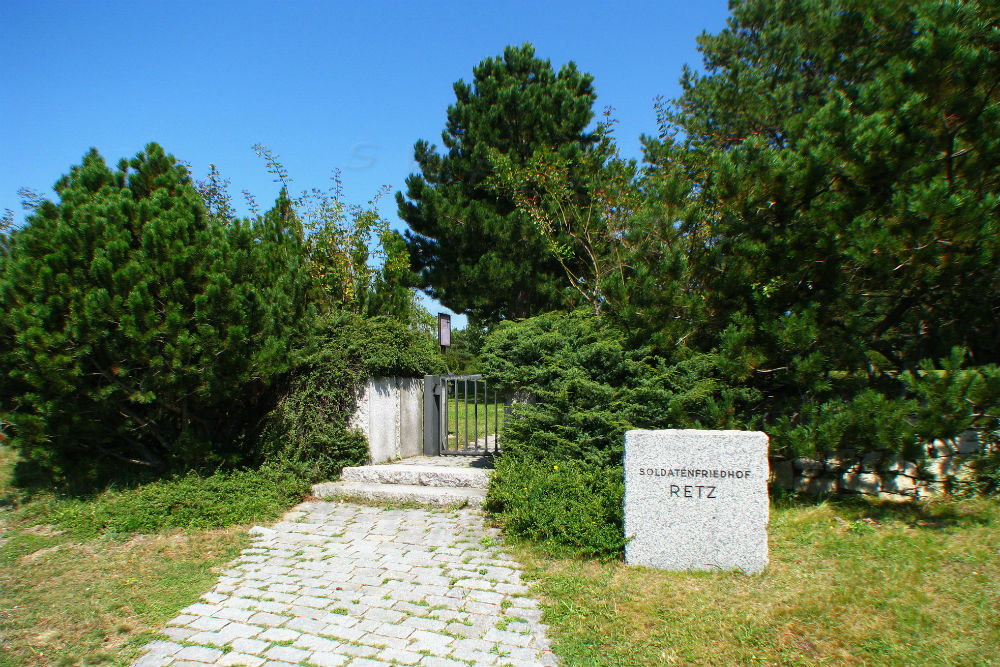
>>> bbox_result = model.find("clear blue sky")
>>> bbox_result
[1,0,730,328]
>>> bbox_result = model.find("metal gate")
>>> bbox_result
[423,374,504,456]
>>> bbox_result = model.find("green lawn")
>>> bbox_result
[0,446,301,667]
[443,393,505,453]
[516,495,1000,667]
[4,435,997,667]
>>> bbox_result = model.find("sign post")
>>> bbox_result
[437,313,451,355]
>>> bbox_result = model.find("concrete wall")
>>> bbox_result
[349,377,423,463]
[769,431,982,501]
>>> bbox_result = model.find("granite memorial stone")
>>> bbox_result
[624,429,770,574]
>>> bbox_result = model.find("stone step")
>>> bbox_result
[311,481,487,507]
[340,464,491,489]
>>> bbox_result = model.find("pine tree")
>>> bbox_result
[0,144,309,480]
[648,0,1000,454]
[397,43,604,322]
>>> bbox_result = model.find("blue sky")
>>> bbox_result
[1,0,730,327]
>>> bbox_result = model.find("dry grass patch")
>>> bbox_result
[0,522,246,667]
[517,496,1000,667]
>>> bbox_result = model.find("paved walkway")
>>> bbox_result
[132,501,558,667]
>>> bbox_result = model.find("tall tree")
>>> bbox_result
[397,43,603,322]
[647,0,1000,453]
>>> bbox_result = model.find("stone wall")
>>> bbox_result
[349,377,423,463]
[769,431,982,501]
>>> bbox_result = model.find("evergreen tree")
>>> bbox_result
[646,0,1000,454]
[0,144,309,481]
[397,43,603,322]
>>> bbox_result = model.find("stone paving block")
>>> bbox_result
[187,630,226,646]
[363,606,405,624]
[418,656,468,667]
[505,621,533,634]
[183,603,223,616]
[247,611,288,627]
[175,646,224,662]
[263,645,311,662]
[464,600,501,615]
[230,637,270,653]
[319,622,365,642]
[132,654,172,667]
[138,640,185,656]
[258,626,301,642]
[450,648,500,665]
[295,595,331,608]
[400,615,448,632]
[168,614,198,626]
[306,652,348,667]
[161,626,196,641]
[377,647,424,665]
[215,607,256,622]
[132,501,559,667]
[444,621,477,638]
[451,637,494,653]
[262,591,297,604]
[374,622,414,639]
[503,645,549,662]
[484,627,534,647]
[468,590,505,605]
[284,616,327,634]
[362,632,411,650]
[216,653,266,667]
[217,622,264,641]
[293,633,341,651]
[508,607,542,623]
[393,601,429,616]
[339,643,378,658]
[346,659,392,667]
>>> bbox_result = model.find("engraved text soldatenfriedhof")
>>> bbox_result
[624,429,770,574]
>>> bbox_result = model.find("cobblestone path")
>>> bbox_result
[132,501,558,667]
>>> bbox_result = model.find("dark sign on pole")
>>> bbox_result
[438,313,451,351]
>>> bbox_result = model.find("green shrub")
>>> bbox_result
[482,311,755,465]
[967,448,1000,496]
[485,454,625,558]
[481,311,755,555]
[256,312,445,481]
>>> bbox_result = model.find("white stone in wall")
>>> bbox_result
[881,473,918,495]
[794,476,838,495]
[349,377,424,464]
[839,471,881,495]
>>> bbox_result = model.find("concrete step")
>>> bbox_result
[340,464,491,489]
[311,481,487,507]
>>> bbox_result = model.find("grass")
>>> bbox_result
[515,494,1000,667]
[0,446,307,667]
[443,394,505,452]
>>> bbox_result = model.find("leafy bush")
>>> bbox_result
[13,464,310,538]
[257,312,445,481]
